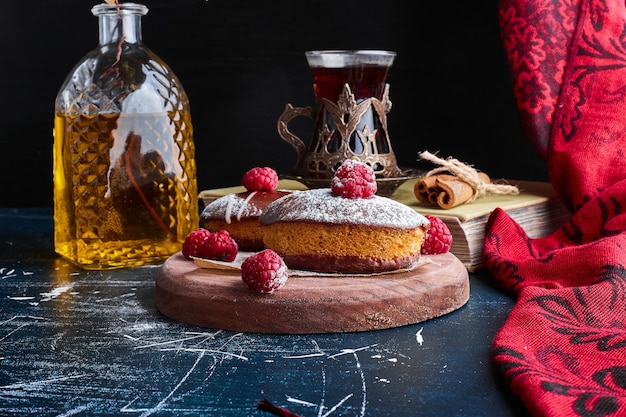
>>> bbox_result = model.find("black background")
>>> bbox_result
[0,0,548,207]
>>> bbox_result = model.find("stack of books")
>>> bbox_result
[392,179,571,271]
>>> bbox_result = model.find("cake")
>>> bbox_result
[259,188,430,273]
[201,190,291,251]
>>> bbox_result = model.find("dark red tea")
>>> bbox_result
[310,64,391,102]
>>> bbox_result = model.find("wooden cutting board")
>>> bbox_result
[155,252,469,334]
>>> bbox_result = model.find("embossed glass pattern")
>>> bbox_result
[53,3,198,270]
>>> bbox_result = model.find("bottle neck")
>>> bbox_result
[92,3,148,46]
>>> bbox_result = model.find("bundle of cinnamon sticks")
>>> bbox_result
[414,172,491,209]
[414,151,520,209]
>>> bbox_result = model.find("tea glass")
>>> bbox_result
[278,50,402,180]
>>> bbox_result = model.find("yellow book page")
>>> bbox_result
[392,179,557,222]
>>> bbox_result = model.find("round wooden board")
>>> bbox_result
[155,252,470,334]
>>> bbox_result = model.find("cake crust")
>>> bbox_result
[281,253,422,274]
[260,188,429,273]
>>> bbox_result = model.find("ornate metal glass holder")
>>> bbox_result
[279,80,403,179]
[278,50,418,195]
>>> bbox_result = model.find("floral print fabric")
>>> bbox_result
[487,0,626,415]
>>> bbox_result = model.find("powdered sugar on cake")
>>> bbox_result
[233,191,258,222]
[260,188,428,229]
[202,190,292,224]
[208,193,264,224]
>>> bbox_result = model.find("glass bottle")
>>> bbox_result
[53,2,198,270]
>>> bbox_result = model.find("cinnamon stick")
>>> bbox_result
[414,174,458,204]
[414,172,491,209]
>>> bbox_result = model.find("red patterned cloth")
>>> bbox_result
[486,0,626,415]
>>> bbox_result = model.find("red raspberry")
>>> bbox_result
[200,230,239,262]
[241,249,289,294]
[331,160,377,198]
[242,167,279,192]
[421,215,452,255]
[182,228,213,259]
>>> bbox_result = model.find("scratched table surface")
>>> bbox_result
[0,208,530,416]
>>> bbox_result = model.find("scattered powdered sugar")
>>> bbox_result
[40,284,75,302]
[260,188,428,229]
[416,327,424,346]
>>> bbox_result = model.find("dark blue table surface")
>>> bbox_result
[0,208,530,416]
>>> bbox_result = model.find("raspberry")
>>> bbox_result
[200,230,239,262]
[421,215,452,255]
[182,228,213,259]
[242,167,279,192]
[331,160,377,198]
[241,249,289,294]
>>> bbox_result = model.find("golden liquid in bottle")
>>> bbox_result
[53,111,198,270]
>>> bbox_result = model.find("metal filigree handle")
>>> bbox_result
[277,103,316,172]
